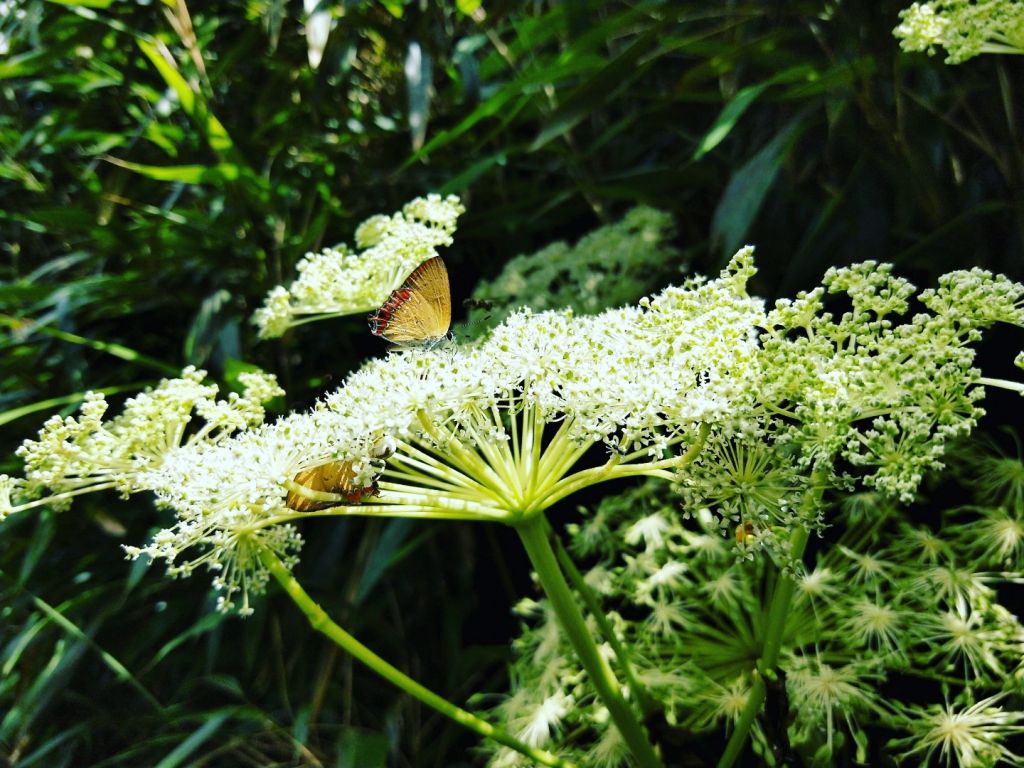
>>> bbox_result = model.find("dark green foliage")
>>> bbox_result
[1,1,1022,766]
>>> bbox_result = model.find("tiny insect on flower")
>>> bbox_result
[734,521,755,545]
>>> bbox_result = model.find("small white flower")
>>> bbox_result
[253,194,465,338]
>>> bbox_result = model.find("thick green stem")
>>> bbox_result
[516,515,663,768]
[716,468,824,768]
[259,549,575,768]
[760,526,811,670]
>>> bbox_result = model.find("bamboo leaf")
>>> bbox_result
[153,710,234,768]
[103,156,240,184]
[694,65,816,160]
[710,114,809,261]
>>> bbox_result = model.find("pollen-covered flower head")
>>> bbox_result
[253,194,465,338]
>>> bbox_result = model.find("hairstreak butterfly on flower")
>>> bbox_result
[286,460,379,511]
[368,256,451,345]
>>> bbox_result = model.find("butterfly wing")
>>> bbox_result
[369,257,451,344]
[286,460,371,511]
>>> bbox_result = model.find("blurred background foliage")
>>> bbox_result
[1,0,1022,766]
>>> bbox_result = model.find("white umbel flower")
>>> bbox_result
[253,194,465,338]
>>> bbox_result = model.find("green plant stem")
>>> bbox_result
[759,525,810,670]
[548,525,655,715]
[516,515,663,768]
[258,548,575,768]
[716,672,766,768]
[717,479,821,768]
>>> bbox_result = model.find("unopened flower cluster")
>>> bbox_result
[895,1,1024,62]
[253,194,465,338]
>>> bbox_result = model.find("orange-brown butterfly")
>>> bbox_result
[285,460,379,512]
[368,256,452,345]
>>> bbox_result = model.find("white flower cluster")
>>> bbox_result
[895,0,1024,63]
[11,367,283,510]
[253,194,465,338]
[490,455,1024,766]
[134,249,764,612]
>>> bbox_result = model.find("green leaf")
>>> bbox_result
[103,157,240,184]
[336,728,389,768]
[42,0,117,7]
[710,114,809,261]
[136,38,235,156]
[145,612,227,672]
[153,710,233,768]
[2,317,181,375]
[379,0,403,18]
[528,26,661,152]
[355,519,414,604]
[693,82,772,160]
[30,595,164,714]
[694,65,816,160]
[438,151,506,195]
[183,289,234,366]
[456,0,481,14]
[0,383,151,428]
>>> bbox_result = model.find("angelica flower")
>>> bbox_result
[696,676,751,726]
[917,606,1009,678]
[8,367,282,516]
[253,194,465,338]
[838,597,905,657]
[624,513,671,553]
[837,545,896,585]
[135,249,764,610]
[786,657,886,758]
[951,506,1024,567]
[584,724,629,768]
[895,1,1024,63]
[793,566,838,612]
[517,693,572,747]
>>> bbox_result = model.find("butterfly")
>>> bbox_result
[285,460,379,512]
[368,256,451,345]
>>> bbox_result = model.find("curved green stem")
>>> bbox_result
[529,423,711,515]
[259,549,575,768]
[516,515,663,768]
[759,526,811,671]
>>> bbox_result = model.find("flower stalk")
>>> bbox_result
[258,547,576,768]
